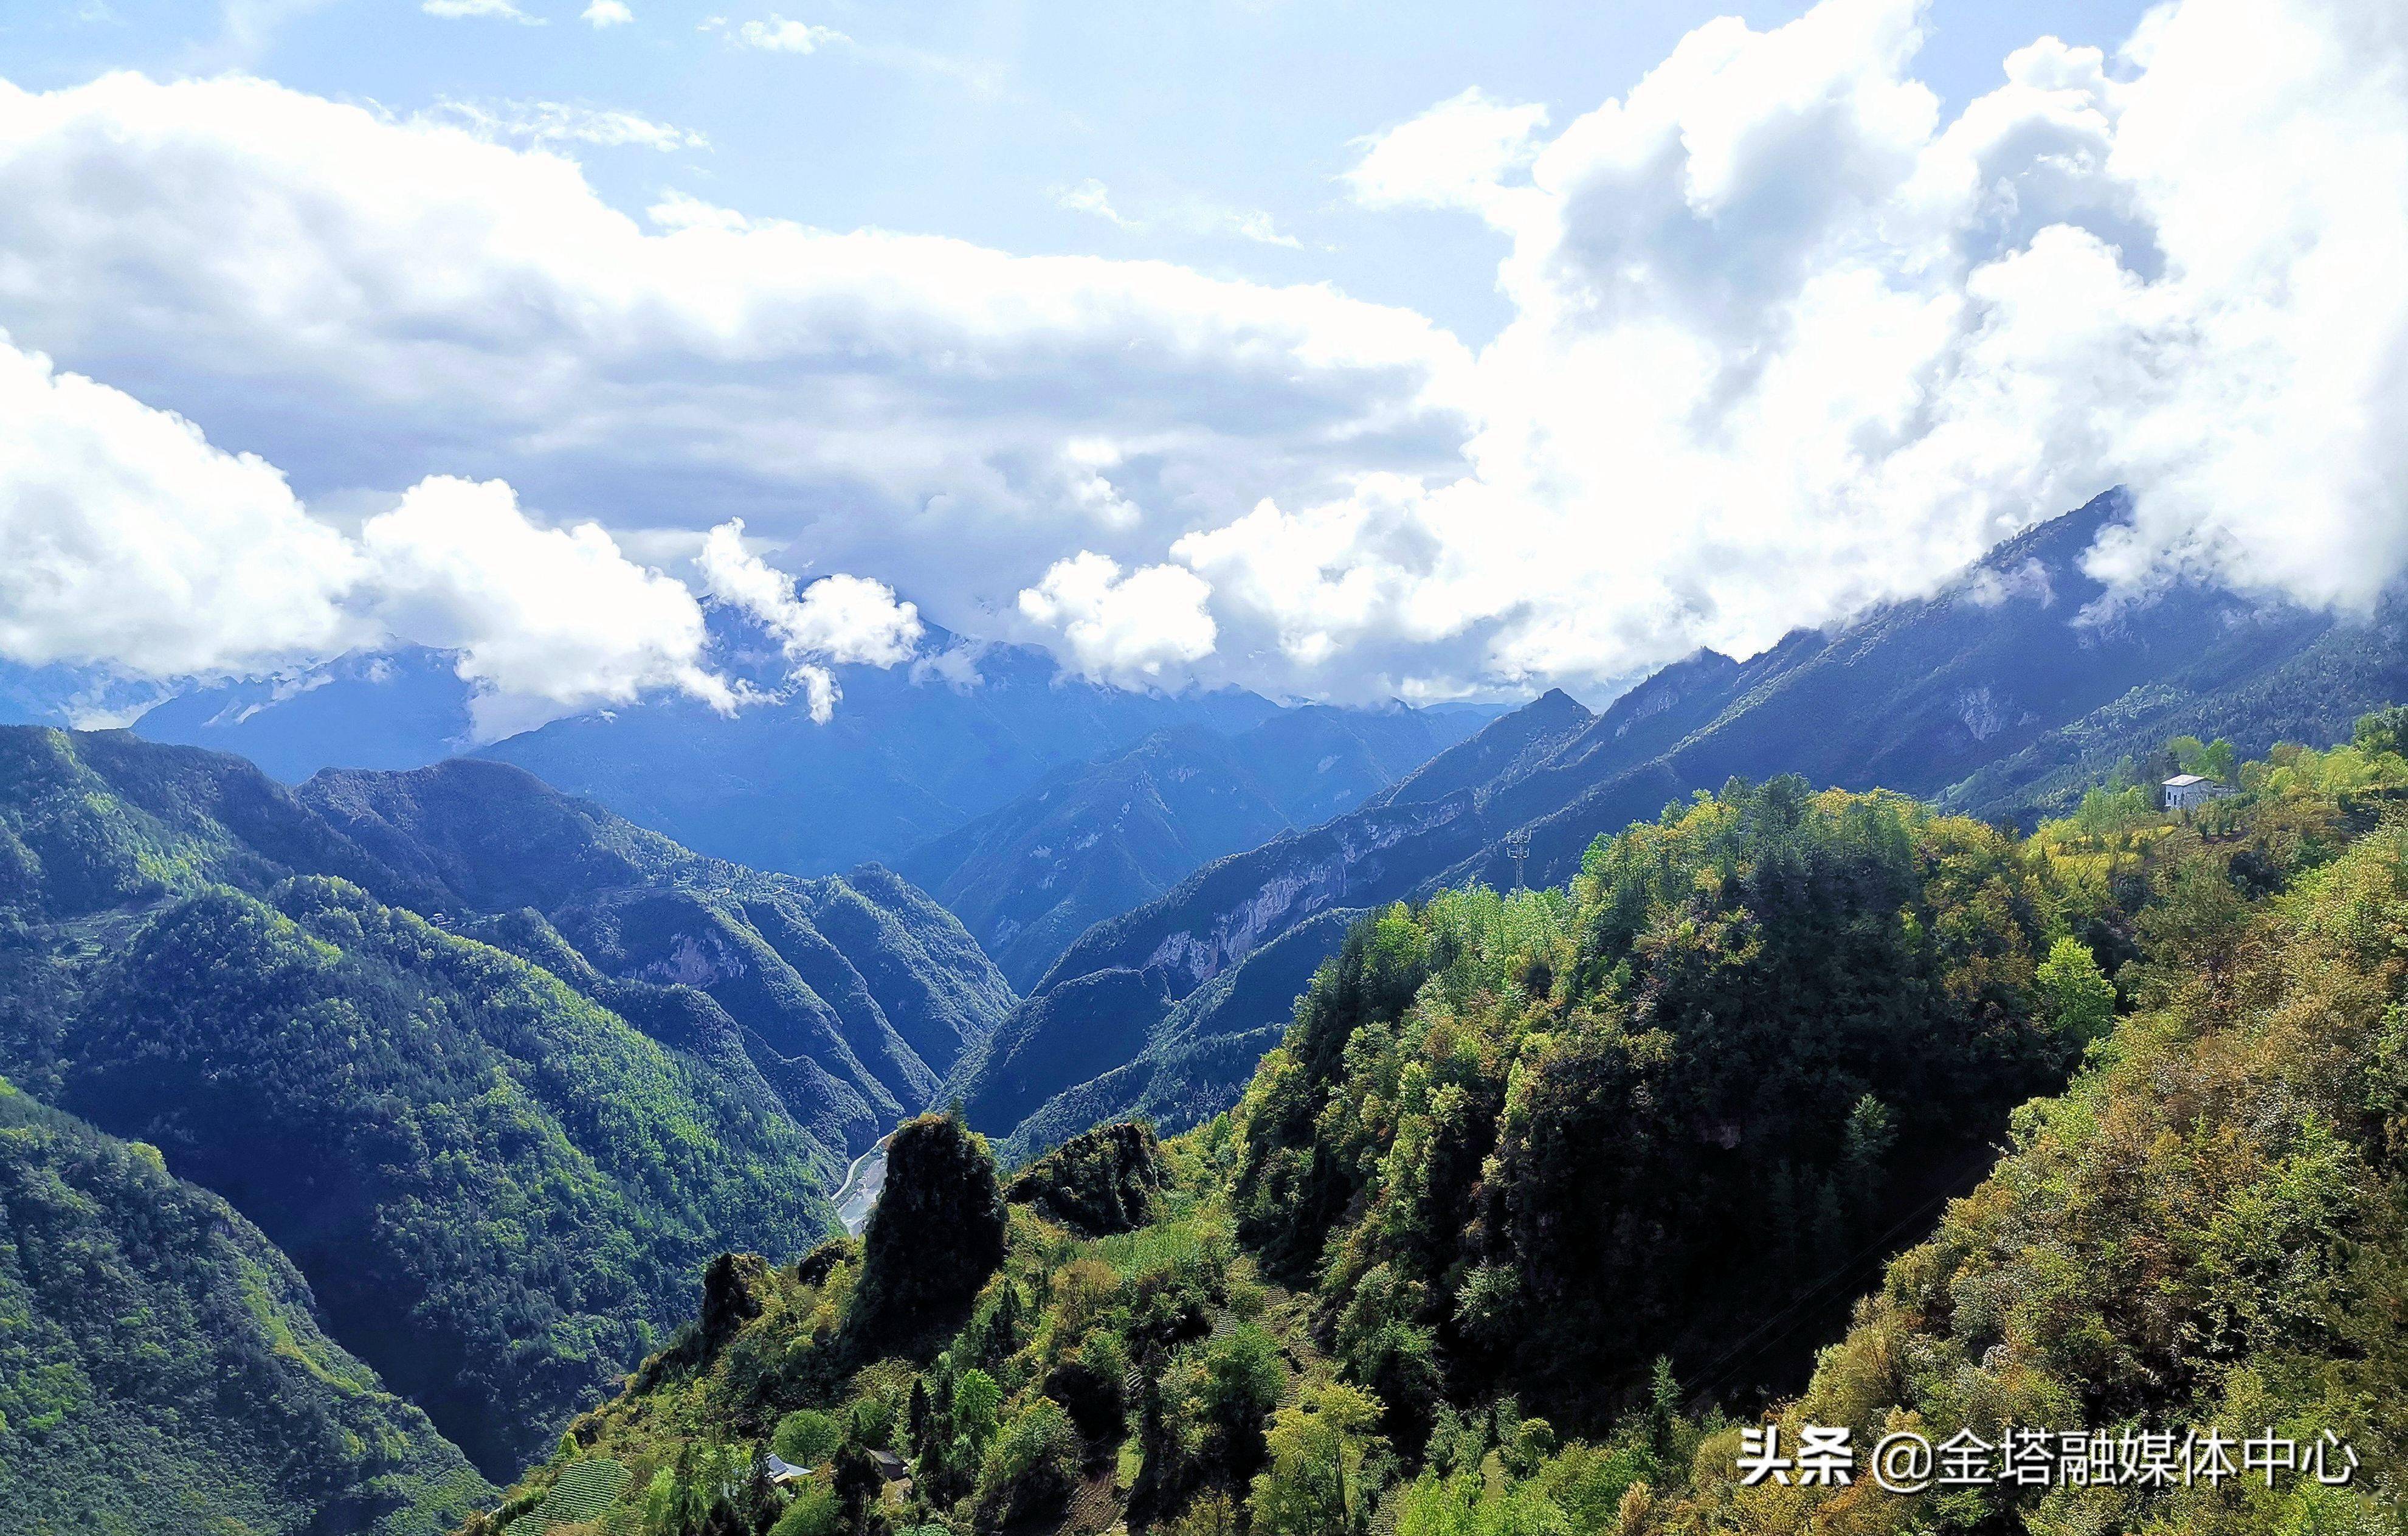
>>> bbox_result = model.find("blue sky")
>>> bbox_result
[0,0,2399,736]
[7,0,2156,341]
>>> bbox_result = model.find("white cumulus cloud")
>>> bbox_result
[0,331,916,740]
[1018,554,1218,687]
[582,0,632,26]
[697,519,923,719]
[361,476,735,739]
[0,68,1463,701]
[733,15,846,52]
[0,0,2401,708]
[0,332,363,678]
[423,0,539,21]
[1344,87,1550,215]
[1178,0,2408,696]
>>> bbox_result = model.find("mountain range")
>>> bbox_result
[0,728,1008,1484]
[118,628,1493,888]
[8,487,2408,1532]
[894,705,1480,991]
[940,490,2408,1155]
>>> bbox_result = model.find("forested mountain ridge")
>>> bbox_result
[0,1076,494,1535]
[1942,588,2408,826]
[948,492,2408,1158]
[463,717,2408,1536]
[297,759,1014,1146]
[0,728,1007,1478]
[899,707,1484,992]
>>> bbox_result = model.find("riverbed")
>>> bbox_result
[832,1138,888,1236]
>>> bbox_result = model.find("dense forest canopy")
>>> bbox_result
[464,716,2408,1536]
[1230,779,2080,1430]
[0,1076,492,1535]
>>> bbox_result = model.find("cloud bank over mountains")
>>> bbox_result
[0,0,2401,728]
[0,338,787,739]
[1213,0,2408,693]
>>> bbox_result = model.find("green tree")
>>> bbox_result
[976,1396,1079,1525]
[1840,1095,1897,1175]
[2034,935,2116,1043]
[832,1442,885,1532]
[1393,1471,1572,1536]
[2169,734,2237,782]
[1165,1492,1241,1536]
[2069,784,2155,839]
[773,1410,841,1467]
[1646,1356,1680,1462]
[953,1367,1003,1445]
[2353,705,2408,758]
[1249,1382,1392,1536]
[768,1484,843,1536]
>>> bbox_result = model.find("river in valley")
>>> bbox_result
[833,1139,888,1236]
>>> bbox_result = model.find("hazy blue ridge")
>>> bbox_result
[896,705,1484,992]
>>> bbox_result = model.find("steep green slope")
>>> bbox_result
[1943,593,2408,825]
[0,728,1011,1477]
[298,757,1014,1156]
[945,967,1176,1140]
[0,724,429,927]
[1643,763,2408,1532]
[56,876,837,1477]
[897,729,1295,994]
[1226,780,2085,1422]
[0,1077,492,1535]
[466,1113,1280,1536]
[989,907,1367,1166]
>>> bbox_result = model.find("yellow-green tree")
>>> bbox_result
[2033,933,2115,1043]
[1249,1382,1391,1536]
